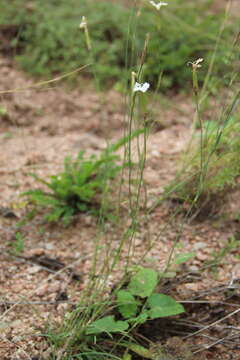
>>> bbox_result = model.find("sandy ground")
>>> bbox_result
[0,52,240,360]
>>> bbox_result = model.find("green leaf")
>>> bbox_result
[86,316,129,335]
[107,128,145,153]
[122,354,132,360]
[128,268,158,298]
[45,207,66,222]
[128,312,148,325]
[174,252,196,265]
[147,294,185,319]
[117,290,138,319]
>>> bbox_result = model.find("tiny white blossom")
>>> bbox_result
[195,58,204,67]
[133,82,150,93]
[187,58,204,69]
[79,16,87,29]
[149,1,168,10]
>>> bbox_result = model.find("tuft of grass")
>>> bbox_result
[164,34,240,219]
[166,105,240,218]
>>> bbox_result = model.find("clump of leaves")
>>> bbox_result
[0,0,235,91]
[23,130,142,224]
[45,265,193,359]
[84,267,184,358]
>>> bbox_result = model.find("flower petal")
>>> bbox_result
[149,1,168,10]
[133,82,150,93]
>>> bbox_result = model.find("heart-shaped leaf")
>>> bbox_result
[128,268,158,298]
[86,316,128,335]
[117,290,138,319]
[147,293,185,319]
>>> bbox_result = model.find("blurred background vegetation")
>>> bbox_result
[0,0,238,92]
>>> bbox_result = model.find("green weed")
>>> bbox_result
[46,268,184,359]
[163,40,240,218]
[10,231,25,254]
[22,130,142,224]
[166,109,240,218]
[89,267,184,328]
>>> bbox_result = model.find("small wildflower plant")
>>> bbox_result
[64,268,184,358]
[133,82,150,93]
[149,1,168,11]
[22,130,143,224]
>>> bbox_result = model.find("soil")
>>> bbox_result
[0,3,240,357]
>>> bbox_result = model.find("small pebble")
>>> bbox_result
[193,241,206,250]
[196,252,208,261]
[188,265,199,272]
[28,265,41,274]
[45,242,54,250]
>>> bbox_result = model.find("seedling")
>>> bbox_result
[22,130,143,224]
[11,232,25,255]
[85,267,184,357]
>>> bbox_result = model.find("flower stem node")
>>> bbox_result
[79,16,87,29]
[149,1,168,10]
[133,82,150,93]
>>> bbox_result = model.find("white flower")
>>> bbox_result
[194,58,204,68]
[149,1,168,10]
[79,16,87,29]
[133,82,150,93]
[187,58,204,69]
